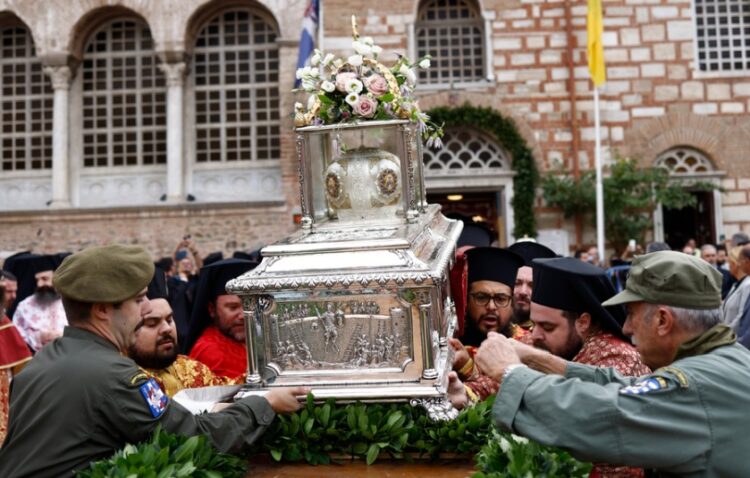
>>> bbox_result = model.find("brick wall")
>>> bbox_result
[1,0,749,257]
[0,203,296,259]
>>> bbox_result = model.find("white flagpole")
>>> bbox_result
[594,86,605,264]
[317,0,324,50]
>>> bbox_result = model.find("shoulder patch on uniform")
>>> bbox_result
[619,377,668,395]
[130,372,149,385]
[139,378,169,418]
[655,366,689,388]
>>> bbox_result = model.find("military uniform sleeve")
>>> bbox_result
[160,395,275,453]
[101,366,275,454]
[494,366,710,472]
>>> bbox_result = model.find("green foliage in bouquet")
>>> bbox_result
[472,429,592,478]
[76,425,246,478]
[427,105,539,238]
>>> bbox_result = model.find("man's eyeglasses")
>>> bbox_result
[470,292,512,308]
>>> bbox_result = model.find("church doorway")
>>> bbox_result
[662,190,716,249]
[423,127,515,246]
[653,146,724,249]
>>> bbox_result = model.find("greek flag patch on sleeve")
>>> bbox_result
[619,377,668,395]
[139,378,169,418]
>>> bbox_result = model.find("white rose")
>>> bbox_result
[321,80,335,92]
[362,36,374,46]
[301,78,317,91]
[419,58,431,69]
[371,45,383,56]
[323,53,335,66]
[295,68,304,80]
[348,54,363,67]
[399,64,416,85]
[311,52,321,66]
[353,41,372,56]
[345,78,364,94]
[345,93,359,106]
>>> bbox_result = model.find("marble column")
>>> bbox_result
[44,65,72,208]
[158,62,187,203]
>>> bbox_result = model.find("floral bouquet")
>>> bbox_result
[294,16,443,149]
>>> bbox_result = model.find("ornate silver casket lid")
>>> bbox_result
[227,204,458,293]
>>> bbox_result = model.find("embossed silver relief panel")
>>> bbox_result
[261,295,413,376]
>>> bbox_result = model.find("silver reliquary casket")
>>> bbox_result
[228,120,462,419]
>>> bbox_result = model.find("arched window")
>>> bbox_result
[423,127,510,175]
[655,147,715,175]
[193,10,280,163]
[81,19,166,167]
[415,0,485,84]
[1,25,53,171]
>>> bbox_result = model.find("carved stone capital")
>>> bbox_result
[158,62,187,87]
[43,66,72,90]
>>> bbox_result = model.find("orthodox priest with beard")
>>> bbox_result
[457,247,526,347]
[12,254,68,352]
[449,247,524,400]
[129,298,241,397]
[525,257,649,381]
[507,241,557,331]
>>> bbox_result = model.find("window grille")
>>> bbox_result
[193,10,280,163]
[1,26,53,171]
[415,0,485,84]
[423,128,510,174]
[81,20,166,167]
[655,147,715,175]
[694,0,750,72]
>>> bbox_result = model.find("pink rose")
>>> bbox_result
[364,74,389,97]
[335,72,358,92]
[353,96,378,118]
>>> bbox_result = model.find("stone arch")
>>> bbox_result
[0,10,43,53]
[184,0,280,54]
[424,127,512,175]
[409,0,488,21]
[654,146,717,175]
[424,101,541,237]
[67,4,153,61]
[623,113,726,171]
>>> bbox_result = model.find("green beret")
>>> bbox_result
[602,251,722,309]
[53,245,154,303]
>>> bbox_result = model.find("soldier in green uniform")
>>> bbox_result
[476,251,750,477]
[0,245,307,478]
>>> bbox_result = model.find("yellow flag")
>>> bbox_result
[587,0,606,86]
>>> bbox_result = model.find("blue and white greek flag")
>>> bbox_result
[294,0,319,88]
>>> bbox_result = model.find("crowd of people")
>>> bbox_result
[0,230,748,476]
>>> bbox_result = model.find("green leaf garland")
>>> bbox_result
[79,396,590,476]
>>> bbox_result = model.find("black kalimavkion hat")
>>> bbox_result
[531,257,627,335]
[465,247,525,289]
